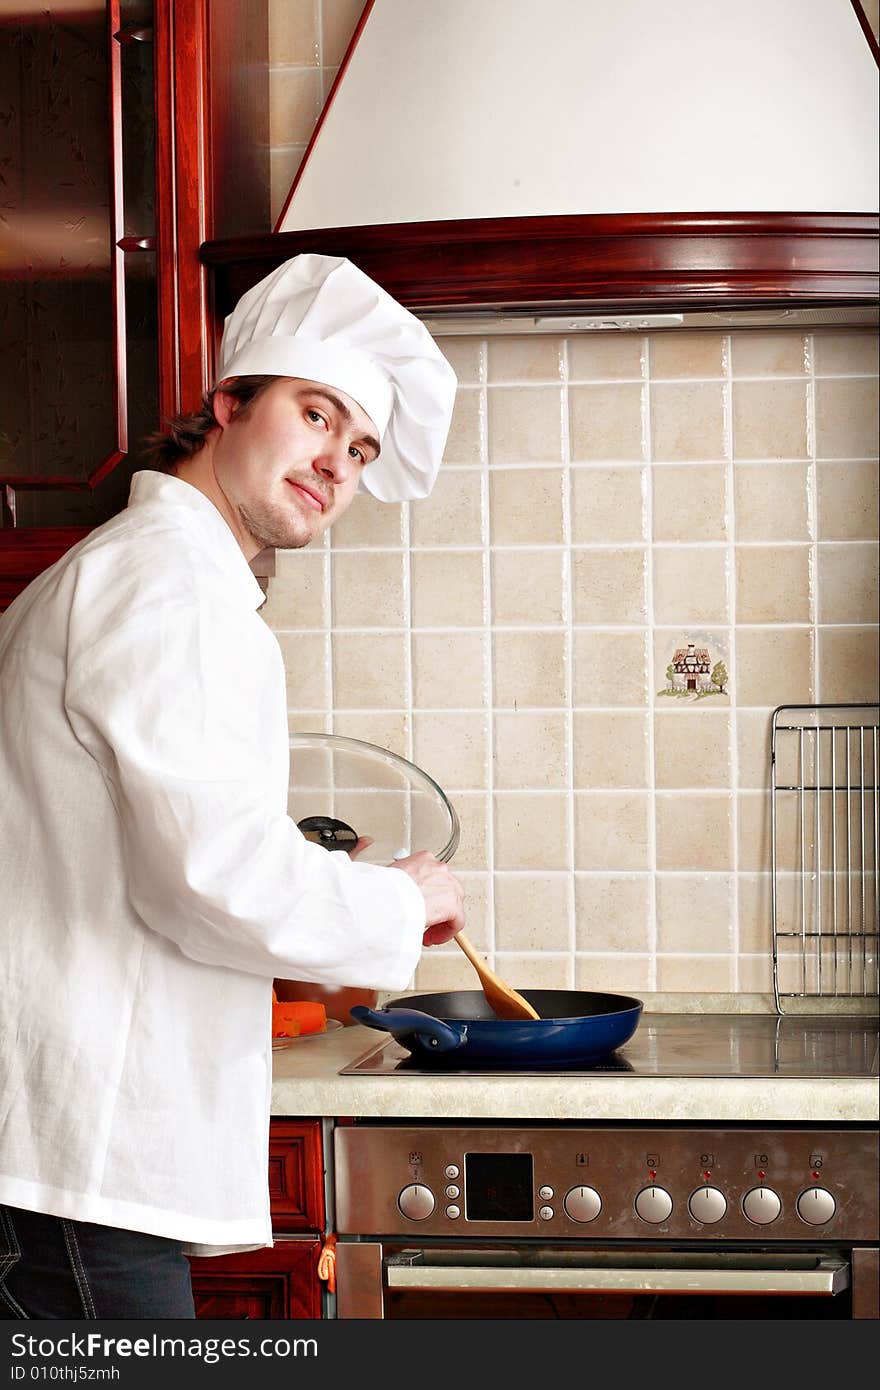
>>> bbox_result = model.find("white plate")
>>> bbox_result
[272,1018,344,1049]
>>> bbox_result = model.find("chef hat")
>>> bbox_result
[216,253,457,503]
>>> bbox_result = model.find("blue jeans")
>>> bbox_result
[0,1204,195,1318]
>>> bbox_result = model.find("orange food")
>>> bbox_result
[271,992,326,1037]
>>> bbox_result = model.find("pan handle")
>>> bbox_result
[349,1005,466,1053]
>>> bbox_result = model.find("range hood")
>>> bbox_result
[202,0,879,332]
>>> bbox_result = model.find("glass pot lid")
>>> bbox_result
[288,732,460,866]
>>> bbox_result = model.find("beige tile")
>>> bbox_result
[413,952,481,993]
[329,492,405,547]
[269,146,306,225]
[573,630,649,707]
[275,632,329,709]
[817,626,880,703]
[489,468,565,544]
[493,630,567,708]
[413,712,489,790]
[571,466,647,543]
[574,875,651,952]
[653,711,732,789]
[817,460,880,540]
[331,551,405,627]
[410,469,483,547]
[735,545,812,624]
[573,711,649,788]
[260,549,327,628]
[730,332,808,376]
[450,874,490,950]
[656,874,734,951]
[450,793,490,870]
[487,386,563,463]
[494,711,568,789]
[411,551,485,627]
[653,547,730,624]
[495,792,570,870]
[412,631,487,709]
[655,793,734,870]
[320,0,364,64]
[574,791,651,870]
[269,67,322,144]
[494,874,571,950]
[812,330,879,377]
[494,954,572,990]
[732,379,808,459]
[817,543,879,624]
[444,389,483,464]
[814,377,880,459]
[569,383,644,460]
[736,954,773,993]
[492,550,566,625]
[574,955,652,992]
[319,65,339,103]
[653,632,731,704]
[572,548,647,624]
[651,382,726,462]
[733,462,811,542]
[567,335,645,381]
[487,336,564,382]
[736,790,772,873]
[735,628,815,706]
[436,337,484,385]
[736,709,774,790]
[656,956,733,990]
[287,711,331,736]
[652,464,728,542]
[737,874,773,953]
[330,712,409,757]
[269,0,319,64]
[332,631,407,708]
[650,332,726,379]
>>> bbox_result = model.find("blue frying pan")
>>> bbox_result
[350,989,643,1067]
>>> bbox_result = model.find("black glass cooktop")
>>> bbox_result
[339,1013,880,1079]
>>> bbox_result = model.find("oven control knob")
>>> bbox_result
[563,1185,602,1223]
[398,1183,435,1220]
[634,1186,673,1224]
[796,1188,836,1225]
[688,1186,727,1224]
[742,1186,781,1225]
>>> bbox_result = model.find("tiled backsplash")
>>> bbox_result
[262,328,880,995]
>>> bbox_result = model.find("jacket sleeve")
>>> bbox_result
[63,587,425,988]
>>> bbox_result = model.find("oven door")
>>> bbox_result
[336,1243,859,1319]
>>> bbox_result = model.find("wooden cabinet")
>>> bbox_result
[0,0,270,610]
[188,1119,329,1320]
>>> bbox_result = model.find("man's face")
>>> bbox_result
[212,377,381,552]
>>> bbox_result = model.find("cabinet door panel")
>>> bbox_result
[268,1119,325,1233]
[189,1239,322,1319]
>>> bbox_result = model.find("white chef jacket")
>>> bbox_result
[0,470,425,1253]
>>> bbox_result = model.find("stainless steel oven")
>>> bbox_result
[333,1123,879,1319]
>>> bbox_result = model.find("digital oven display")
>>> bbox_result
[464,1152,534,1221]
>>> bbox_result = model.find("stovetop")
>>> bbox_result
[339,1013,880,1079]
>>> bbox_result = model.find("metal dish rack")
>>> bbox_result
[771,704,879,1014]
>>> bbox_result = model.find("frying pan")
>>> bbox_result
[350,989,643,1067]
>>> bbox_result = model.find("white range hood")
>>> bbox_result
[202,0,879,331]
[277,0,878,234]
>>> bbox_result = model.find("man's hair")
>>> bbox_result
[139,376,279,472]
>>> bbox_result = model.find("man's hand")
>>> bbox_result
[389,850,465,945]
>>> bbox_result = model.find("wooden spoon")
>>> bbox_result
[453,932,540,1021]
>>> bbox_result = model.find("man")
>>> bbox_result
[0,254,465,1318]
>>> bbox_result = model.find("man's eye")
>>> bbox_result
[349,446,366,464]
[306,409,326,425]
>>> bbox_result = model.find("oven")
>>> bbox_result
[332,1122,879,1320]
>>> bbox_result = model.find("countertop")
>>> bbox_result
[270,1015,879,1124]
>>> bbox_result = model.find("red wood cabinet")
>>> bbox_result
[188,1119,328,1320]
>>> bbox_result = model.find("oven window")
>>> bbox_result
[464,1153,534,1221]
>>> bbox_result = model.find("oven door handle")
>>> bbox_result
[384,1252,850,1296]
